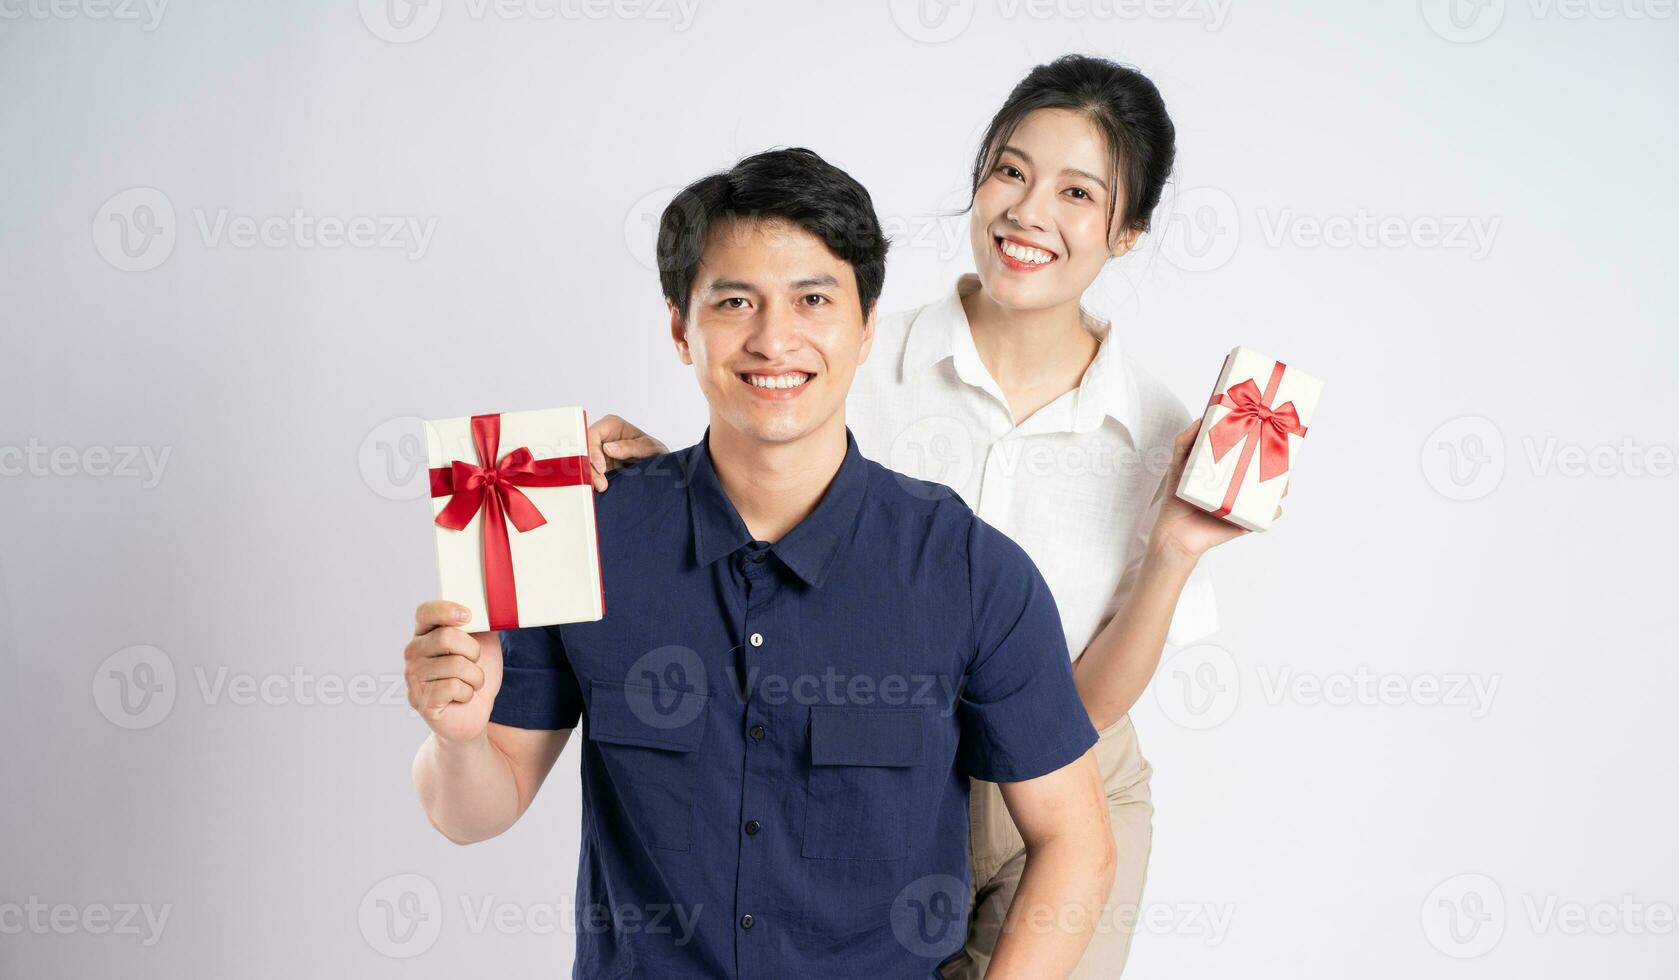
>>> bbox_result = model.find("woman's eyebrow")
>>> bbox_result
[1000,145,1109,192]
[1064,167,1109,192]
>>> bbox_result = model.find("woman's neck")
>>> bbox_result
[961,282,1100,411]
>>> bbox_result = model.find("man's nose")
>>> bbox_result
[745,303,801,358]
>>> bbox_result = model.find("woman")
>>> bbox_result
[591,54,1256,978]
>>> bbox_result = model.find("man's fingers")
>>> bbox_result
[414,600,472,635]
[414,654,487,690]
[586,415,623,492]
[408,624,481,663]
[418,677,476,710]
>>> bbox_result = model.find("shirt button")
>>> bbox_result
[749,632,764,648]
[744,819,761,836]
[740,913,755,930]
[748,724,765,742]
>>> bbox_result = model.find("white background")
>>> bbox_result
[2,0,1676,976]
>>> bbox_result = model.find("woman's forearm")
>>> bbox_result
[1071,539,1200,731]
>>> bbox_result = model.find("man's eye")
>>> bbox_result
[802,294,830,307]
[718,297,749,310]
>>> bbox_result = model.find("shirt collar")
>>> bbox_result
[687,426,869,589]
[900,273,1143,439]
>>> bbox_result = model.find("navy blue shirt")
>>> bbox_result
[493,428,1098,979]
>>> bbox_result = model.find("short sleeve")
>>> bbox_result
[491,626,583,730]
[956,518,1098,783]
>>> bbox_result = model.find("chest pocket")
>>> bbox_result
[586,678,710,852]
[802,705,927,861]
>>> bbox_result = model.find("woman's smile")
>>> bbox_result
[993,233,1059,272]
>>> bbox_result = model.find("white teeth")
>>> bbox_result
[744,372,811,389]
[999,239,1054,264]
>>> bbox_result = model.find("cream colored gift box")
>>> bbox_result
[1175,347,1324,532]
[424,407,604,632]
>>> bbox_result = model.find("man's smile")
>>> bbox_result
[738,370,815,398]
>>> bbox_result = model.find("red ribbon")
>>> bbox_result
[429,414,591,631]
[1205,361,1308,519]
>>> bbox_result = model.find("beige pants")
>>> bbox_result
[940,713,1154,980]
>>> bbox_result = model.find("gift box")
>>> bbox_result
[1176,347,1323,532]
[424,407,604,632]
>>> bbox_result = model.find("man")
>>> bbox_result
[405,148,1115,978]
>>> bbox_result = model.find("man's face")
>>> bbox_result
[670,216,875,447]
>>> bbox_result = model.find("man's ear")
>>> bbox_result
[856,303,878,366]
[668,300,693,366]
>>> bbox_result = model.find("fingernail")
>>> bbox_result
[453,607,470,621]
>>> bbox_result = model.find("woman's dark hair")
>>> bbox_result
[969,55,1176,238]
[657,147,889,320]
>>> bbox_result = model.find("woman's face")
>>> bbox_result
[968,107,1136,314]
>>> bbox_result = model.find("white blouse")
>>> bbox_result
[847,274,1219,657]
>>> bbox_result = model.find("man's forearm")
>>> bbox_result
[412,731,523,845]
[1072,541,1199,731]
[985,832,1118,978]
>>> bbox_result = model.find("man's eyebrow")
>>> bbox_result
[702,278,759,294]
[791,274,840,290]
[999,144,1109,192]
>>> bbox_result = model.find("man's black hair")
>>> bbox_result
[656,147,888,321]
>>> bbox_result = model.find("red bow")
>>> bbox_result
[429,414,590,631]
[1204,361,1308,518]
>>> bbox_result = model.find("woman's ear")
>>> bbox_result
[1111,226,1143,259]
[668,300,693,366]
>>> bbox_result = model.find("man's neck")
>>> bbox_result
[707,416,849,544]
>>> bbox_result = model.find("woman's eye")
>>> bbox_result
[1066,187,1091,201]
[996,164,1023,180]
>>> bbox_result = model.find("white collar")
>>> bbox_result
[900,274,1142,437]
